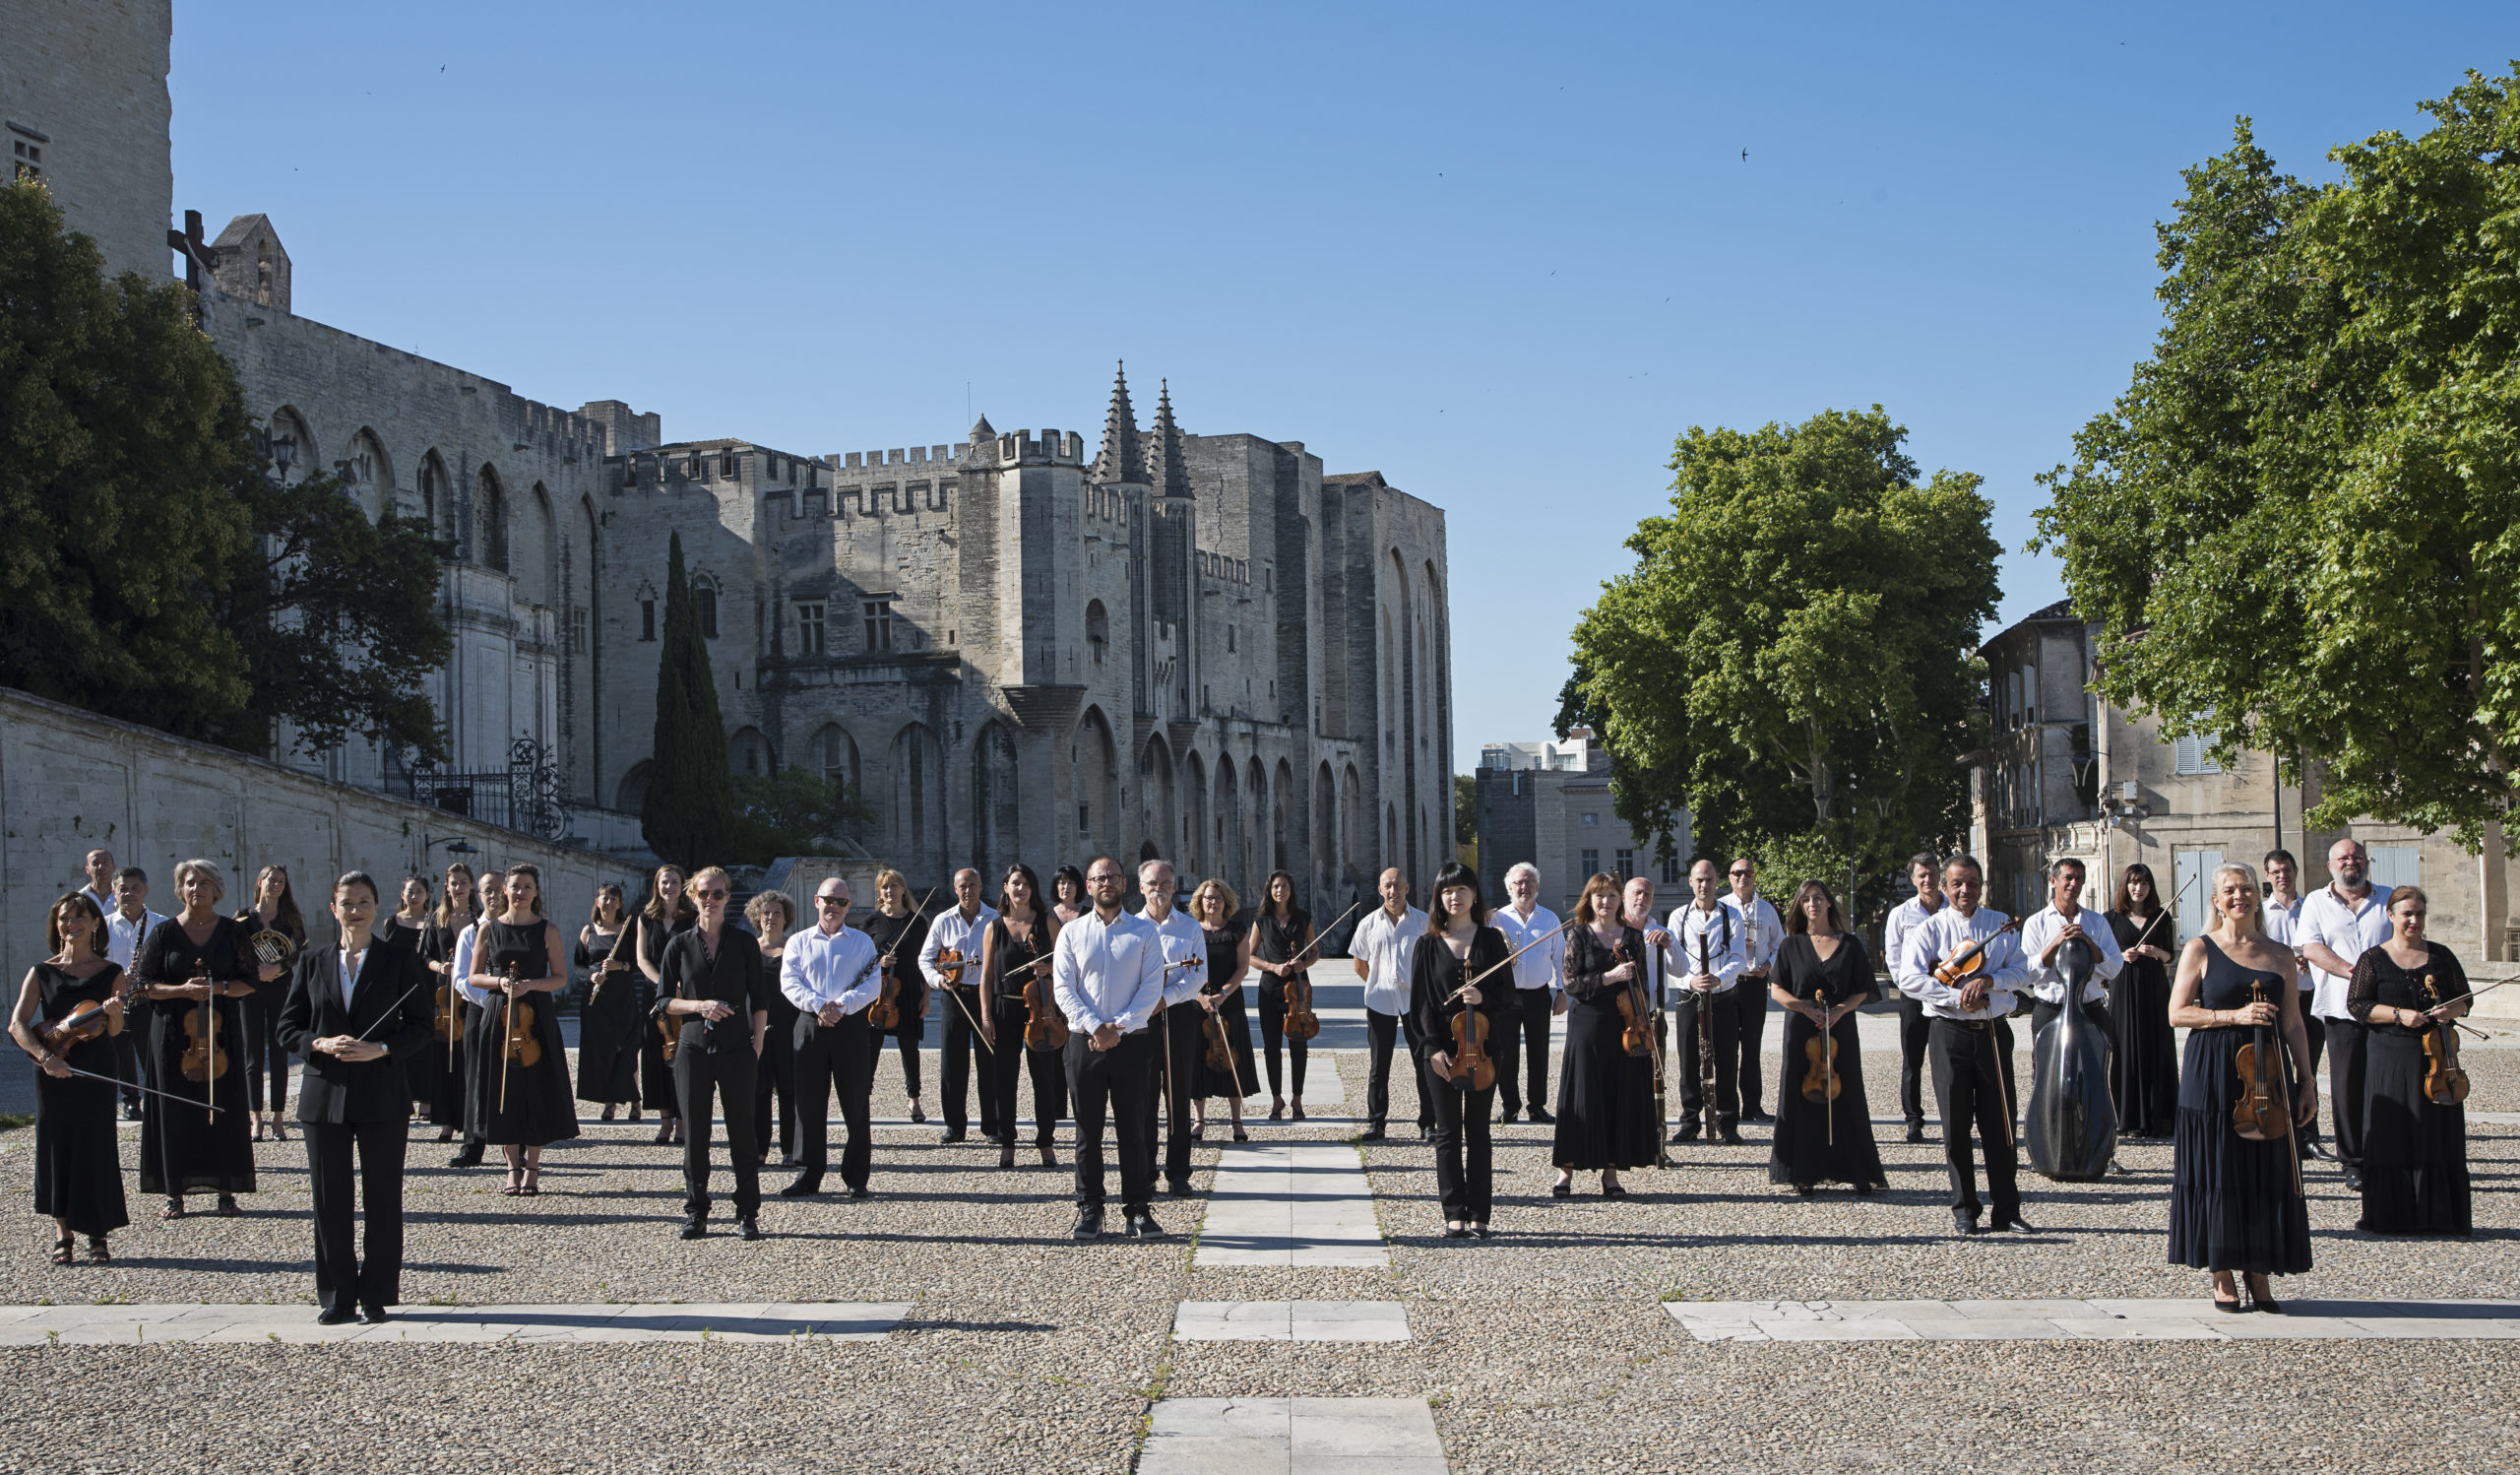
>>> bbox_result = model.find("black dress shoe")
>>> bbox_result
[1416,1124,1432,1141]
[2306,1142,2334,1161]
[316,1306,357,1325]
[1359,1126,1386,1141]
[1124,1211,1166,1239]
[1167,1180,1195,1198]
[1994,1215,2035,1234]
[846,1186,870,1199]
[1953,1209,1983,1236]
[1072,1209,1105,1239]
[358,1305,390,1325]
[940,1129,967,1144]
[1527,1107,1553,1123]
[1670,1126,1700,1144]
[780,1174,823,1198]
[1718,1128,1745,1145]
[449,1148,484,1168]
[737,1218,764,1242]
[2343,1167,2365,1191]
[1741,1109,1773,1122]
[1905,1123,1928,1144]
[678,1217,707,1240]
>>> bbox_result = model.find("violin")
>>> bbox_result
[935,948,969,984]
[865,888,940,1031]
[1611,940,1654,1058]
[1282,969,1320,1043]
[179,975,228,1084]
[34,994,116,1055]
[1800,989,1842,1105]
[2418,973,2470,1106]
[433,981,457,1046]
[656,1006,677,1064]
[2231,979,2290,1142]
[1932,917,2024,993]
[1022,964,1068,1051]
[1447,955,1494,1091]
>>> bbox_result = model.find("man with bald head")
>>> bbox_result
[2298,838,2393,1190]
[920,867,1000,1145]
[1353,868,1429,1140]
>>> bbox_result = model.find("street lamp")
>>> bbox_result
[421,834,477,873]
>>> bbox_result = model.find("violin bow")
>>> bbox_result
[1292,899,1367,972]
[1442,912,1582,1004]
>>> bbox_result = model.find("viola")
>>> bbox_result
[1799,989,1842,1105]
[2419,973,2470,1106]
[1447,956,1494,1091]
[2231,979,2290,1142]
[179,977,228,1084]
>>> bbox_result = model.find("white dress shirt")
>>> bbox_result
[1621,912,1672,1006]
[1489,904,1565,993]
[1147,908,1209,1007]
[2262,895,2307,992]
[2299,883,2393,1022]
[782,923,882,1015]
[453,921,485,1006]
[919,904,999,991]
[1723,893,1783,974]
[339,945,369,1010]
[80,885,113,923]
[1052,908,1165,1035]
[1670,902,1745,1000]
[104,906,167,973]
[1351,905,1426,1017]
[1897,906,2027,1020]
[2019,903,2124,1005]
[1883,895,1940,993]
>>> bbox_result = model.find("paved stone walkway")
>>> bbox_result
[1192,1142,1385,1267]
[1137,1398,1444,1475]
[0,1301,911,1345]
[1172,1300,1410,1342]
[1667,1297,2520,1342]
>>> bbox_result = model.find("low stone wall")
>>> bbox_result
[0,686,644,986]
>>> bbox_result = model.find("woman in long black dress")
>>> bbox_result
[1551,871,1657,1197]
[1768,879,1886,1195]
[233,864,303,1143]
[2107,864,2179,1137]
[132,859,257,1217]
[9,893,130,1261]
[1409,861,1512,1238]
[2168,862,2315,1313]
[746,889,800,1167]
[858,868,931,1123]
[2347,886,2471,1237]
[575,883,642,1122]
[463,865,578,1193]
[1250,871,1315,1122]
[413,864,474,1145]
[625,866,695,1145]
[981,864,1066,1170]
[1188,878,1259,1140]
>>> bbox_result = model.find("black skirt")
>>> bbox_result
[2360,1032,2471,1236]
[138,998,256,1196]
[2167,1027,2311,1275]
[1195,989,1260,1101]
[1551,997,1659,1171]
[576,975,646,1105]
[464,992,580,1148]
[1769,1009,1886,1188]
[407,994,469,1127]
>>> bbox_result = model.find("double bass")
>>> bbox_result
[2025,930,2116,1182]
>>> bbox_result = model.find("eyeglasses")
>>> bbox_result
[693,888,728,901]
[1729,870,1751,878]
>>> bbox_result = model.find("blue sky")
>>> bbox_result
[170,3,2515,772]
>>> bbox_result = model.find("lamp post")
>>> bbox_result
[421,833,477,878]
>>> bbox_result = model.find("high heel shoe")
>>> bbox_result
[999,1145,1017,1169]
[251,1116,266,1143]
[1269,1099,1285,1122]
[1231,1126,1250,1142]
[1291,1103,1306,1122]
[652,1122,673,1144]
[521,1169,540,1197]
[1039,1144,1059,1168]
[601,1104,617,1122]
[270,1118,286,1143]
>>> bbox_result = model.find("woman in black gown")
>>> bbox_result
[10,893,130,1261]
[981,864,1066,1169]
[858,868,931,1123]
[2168,861,2315,1312]
[1409,861,1512,1237]
[1551,872,1657,1197]
[2347,886,2471,1237]
[413,864,475,1144]
[624,866,695,1145]
[1188,878,1259,1140]
[1250,871,1314,1122]
[2107,864,2179,1137]
[574,883,642,1121]
[132,859,257,1217]
[233,864,303,1143]
[464,865,578,1193]
[746,889,800,1167]
[1768,879,1886,1195]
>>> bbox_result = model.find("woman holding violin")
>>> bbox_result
[2346,887,2471,1237]
[858,868,932,1124]
[1550,872,1658,1199]
[2107,863,2180,1137]
[414,863,475,1150]
[1250,870,1315,1122]
[622,865,696,1145]
[10,892,129,1261]
[1409,861,1511,1238]
[575,883,644,1122]
[1189,878,1259,1141]
[980,863,1067,1170]
[1767,879,1886,1196]
[2167,862,2315,1313]
[132,859,258,1218]
[462,865,578,1194]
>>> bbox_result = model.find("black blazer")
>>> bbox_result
[660,924,773,1056]
[277,932,434,1123]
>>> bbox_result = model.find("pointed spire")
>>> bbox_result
[1091,360,1144,484]
[1150,378,1192,498]
[970,413,995,440]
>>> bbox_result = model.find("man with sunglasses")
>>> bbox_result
[1723,859,1784,1122]
[1051,856,1166,1239]
[780,877,883,1200]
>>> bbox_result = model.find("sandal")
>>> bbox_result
[160,1199,185,1221]
[1550,1182,1572,1199]
[1231,1126,1250,1143]
[600,1104,617,1122]
[1269,1100,1285,1122]
[50,1236,74,1266]
[522,1172,540,1197]
[215,1195,241,1217]
[86,1237,110,1264]
[1292,1103,1306,1122]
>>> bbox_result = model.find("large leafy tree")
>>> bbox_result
[1569,407,1996,894]
[642,532,736,866]
[2034,71,2520,854]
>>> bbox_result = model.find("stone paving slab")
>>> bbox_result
[0,1301,911,1345]
[1139,1397,1445,1475]
[1665,1297,2520,1343]
[1173,1300,1410,1342]
[1195,1143,1387,1268]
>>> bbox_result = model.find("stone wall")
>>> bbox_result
[0,0,171,284]
[0,687,643,989]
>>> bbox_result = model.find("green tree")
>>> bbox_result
[727,766,875,864]
[642,531,735,866]
[1569,407,1995,900]
[1452,772,1479,871]
[2034,75,2520,854]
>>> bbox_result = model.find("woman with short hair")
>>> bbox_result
[132,859,257,1218]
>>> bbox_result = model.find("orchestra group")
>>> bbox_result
[6,836,2484,1323]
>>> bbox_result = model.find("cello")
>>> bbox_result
[2025,931,2116,1182]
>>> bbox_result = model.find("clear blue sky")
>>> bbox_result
[170,3,2515,773]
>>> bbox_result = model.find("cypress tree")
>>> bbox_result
[640,531,734,866]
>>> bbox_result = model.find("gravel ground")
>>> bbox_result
[0,1031,2514,1472]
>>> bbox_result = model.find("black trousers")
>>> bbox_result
[752,1017,796,1164]
[2324,1015,2368,1169]
[935,984,993,1136]
[675,1047,761,1219]
[1424,1061,1495,1222]
[113,1029,145,1111]
[1065,1030,1156,1214]
[1364,1008,1428,1131]
[1732,977,1772,1115]
[1670,991,1739,1130]
[2297,1010,2327,1154]
[1928,1019,2019,1221]
[989,995,1066,1148]
[1256,979,1308,1103]
[304,1117,406,1313]
[240,990,289,1114]
[1493,988,1555,1117]
[1897,994,1931,1126]
[795,1014,875,1190]
[1161,1003,1206,1188]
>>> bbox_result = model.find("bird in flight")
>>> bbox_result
[1740,149,1749,161]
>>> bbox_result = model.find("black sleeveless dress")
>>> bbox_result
[1768,933,1887,1190]
[134,917,256,1196]
[1195,922,1259,1101]
[32,961,129,1234]
[2167,938,2311,1275]
[463,919,580,1147]
[411,918,468,1126]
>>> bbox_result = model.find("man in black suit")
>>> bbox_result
[278,870,432,1325]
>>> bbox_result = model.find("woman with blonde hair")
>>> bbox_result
[746,888,801,1167]
[234,864,303,1142]
[1550,871,1657,1198]
[131,860,257,1218]
[1187,877,1258,1141]
[858,868,931,1122]
[462,865,578,1193]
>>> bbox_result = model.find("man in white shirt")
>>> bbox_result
[1897,855,2031,1236]
[780,877,882,1199]
[2297,838,2392,1189]
[1488,864,1565,1124]
[1352,867,1428,1141]
[1881,853,1943,1143]
[2261,848,2322,1161]
[919,869,1000,1145]
[79,849,115,921]
[104,866,167,1121]
[1669,860,1746,1143]
[2020,858,2123,1083]
[1052,856,1167,1239]
[1723,860,1784,1122]
[1140,860,1210,1193]
[1619,876,1676,1137]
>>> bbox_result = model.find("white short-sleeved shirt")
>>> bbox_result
[2298,883,2392,1021]
[1351,905,1426,1017]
